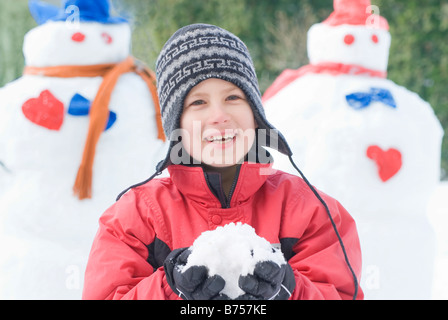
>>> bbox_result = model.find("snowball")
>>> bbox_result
[182,222,286,299]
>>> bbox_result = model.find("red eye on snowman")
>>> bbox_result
[343,33,379,45]
[71,32,113,44]
[101,32,113,44]
[71,32,85,42]
[344,34,355,45]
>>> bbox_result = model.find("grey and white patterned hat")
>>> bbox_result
[155,23,291,171]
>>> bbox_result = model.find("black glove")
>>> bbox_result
[237,261,295,300]
[164,247,230,300]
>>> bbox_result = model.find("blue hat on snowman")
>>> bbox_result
[28,0,128,25]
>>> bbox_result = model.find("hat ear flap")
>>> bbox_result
[28,0,60,25]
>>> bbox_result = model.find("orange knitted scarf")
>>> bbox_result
[24,56,165,200]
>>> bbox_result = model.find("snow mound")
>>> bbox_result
[182,222,286,299]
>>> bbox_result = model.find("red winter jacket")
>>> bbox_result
[82,162,363,300]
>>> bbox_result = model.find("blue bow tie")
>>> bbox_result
[67,93,117,131]
[346,88,396,110]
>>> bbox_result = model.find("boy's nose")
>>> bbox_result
[208,103,231,125]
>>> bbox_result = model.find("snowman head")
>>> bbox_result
[24,0,131,67]
[307,0,391,73]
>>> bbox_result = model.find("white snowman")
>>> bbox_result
[0,0,168,299]
[263,0,443,299]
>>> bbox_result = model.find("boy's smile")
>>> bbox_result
[180,78,257,167]
[204,131,237,145]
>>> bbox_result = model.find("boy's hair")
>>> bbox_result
[155,23,291,171]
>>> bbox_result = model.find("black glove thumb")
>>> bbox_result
[238,261,295,300]
[164,247,229,300]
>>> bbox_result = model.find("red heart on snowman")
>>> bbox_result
[22,89,64,131]
[366,145,402,182]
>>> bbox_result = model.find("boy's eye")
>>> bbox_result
[189,99,206,106]
[226,95,242,101]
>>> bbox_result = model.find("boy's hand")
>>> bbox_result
[237,261,295,300]
[164,247,230,300]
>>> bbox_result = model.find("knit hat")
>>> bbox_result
[155,23,292,171]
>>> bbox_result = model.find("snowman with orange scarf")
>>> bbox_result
[0,0,167,299]
[263,0,443,299]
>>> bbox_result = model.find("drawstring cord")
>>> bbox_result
[288,155,359,300]
[116,170,163,201]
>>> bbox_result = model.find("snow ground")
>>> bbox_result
[427,181,448,299]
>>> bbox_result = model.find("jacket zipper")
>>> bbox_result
[225,166,241,208]
[203,165,241,209]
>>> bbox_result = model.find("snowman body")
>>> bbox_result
[264,11,443,299]
[0,19,167,299]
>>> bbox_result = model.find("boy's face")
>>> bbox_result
[180,78,257,167]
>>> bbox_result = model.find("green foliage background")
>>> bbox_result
[1,0,447,178]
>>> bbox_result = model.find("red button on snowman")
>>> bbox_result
[263,0,443,299]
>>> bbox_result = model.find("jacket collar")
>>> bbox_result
[167,162,274,209]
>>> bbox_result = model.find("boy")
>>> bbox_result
[82,23,363,300]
